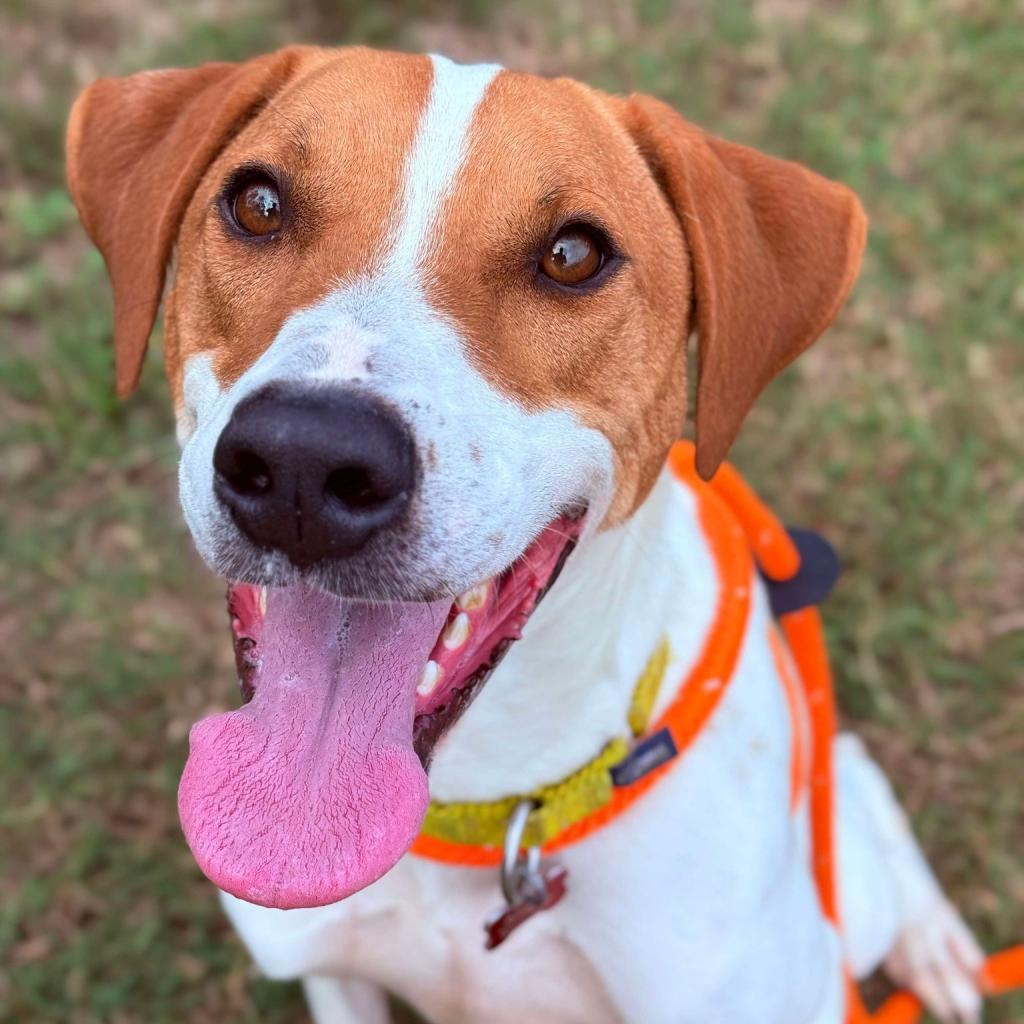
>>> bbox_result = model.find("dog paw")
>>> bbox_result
[884,897,985,1024]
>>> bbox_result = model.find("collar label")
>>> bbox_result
[610,727,679,788]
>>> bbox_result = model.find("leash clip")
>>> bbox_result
[484,800,568,950]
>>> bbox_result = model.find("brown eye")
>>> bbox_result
[541,225,604,285]
[232,178,282,236]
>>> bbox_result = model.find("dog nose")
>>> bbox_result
[213,384,416,567]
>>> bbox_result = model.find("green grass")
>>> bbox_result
[1,1,1021,1021]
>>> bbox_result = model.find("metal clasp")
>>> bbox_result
[485,800,568,950]
[499,800,547,906]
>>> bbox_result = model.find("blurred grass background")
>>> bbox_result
[1,0,1021,1021]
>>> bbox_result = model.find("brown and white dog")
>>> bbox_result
[67,46,984,1024]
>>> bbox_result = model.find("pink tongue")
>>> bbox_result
[179,585,447,909]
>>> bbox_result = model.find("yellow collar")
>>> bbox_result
[419,638,671,850]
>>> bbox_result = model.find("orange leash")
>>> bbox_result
[712,455,1024,1022]
[982,944,1024,996]
[864,946,1024,1022]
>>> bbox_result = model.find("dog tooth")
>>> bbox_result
[417,660,442,697]
[456,582,490,611]
[258,587,267,616]
[442,612,471,650]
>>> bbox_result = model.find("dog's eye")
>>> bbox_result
[231,177,283,237]
[541,225,604,286]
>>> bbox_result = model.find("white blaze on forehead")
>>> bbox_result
[385,55,501,277]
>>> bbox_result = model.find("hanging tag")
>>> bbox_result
[484,864,568,950]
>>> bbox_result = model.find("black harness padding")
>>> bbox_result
[762,528,841,617]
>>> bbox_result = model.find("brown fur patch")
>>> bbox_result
[425,72,691,524]
[424,71,864,516]
[164,48,433,403]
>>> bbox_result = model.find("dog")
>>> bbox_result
[66,46,989,1023]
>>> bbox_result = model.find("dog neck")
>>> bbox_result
[428,463,722,802]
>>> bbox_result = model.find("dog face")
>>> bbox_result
[67,46,865,910]
[171,52,652,603]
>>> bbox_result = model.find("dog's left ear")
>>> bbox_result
[621,94,868,479]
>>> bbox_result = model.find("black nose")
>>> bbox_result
[213,384,416,567]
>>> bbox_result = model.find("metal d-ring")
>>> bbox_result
[500,800,546,906]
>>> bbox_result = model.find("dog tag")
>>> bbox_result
[484,864,568,950]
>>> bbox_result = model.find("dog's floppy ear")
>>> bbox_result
[621,94,867,479]
[66,47,309,396]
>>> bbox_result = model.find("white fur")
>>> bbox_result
[384,56,500,276]
[223,467,980,1024]
[174,55,982,1024]
[224,469,841,1023]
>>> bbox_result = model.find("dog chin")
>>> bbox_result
[176,510,584,910]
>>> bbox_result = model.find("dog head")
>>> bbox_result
[67,46,865,909]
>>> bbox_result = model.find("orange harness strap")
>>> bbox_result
[705,457,845,927]
[711,460,1024,1022]
[711,454,873,1022]
[780,606,868,1022]
[780,606,842,927]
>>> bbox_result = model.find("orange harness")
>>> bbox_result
[412,441,1024,1020]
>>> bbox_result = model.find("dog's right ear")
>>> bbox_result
[66,47,310,396]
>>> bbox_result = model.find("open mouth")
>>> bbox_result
[177,514,582,910]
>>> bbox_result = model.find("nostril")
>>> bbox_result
[324,465,387,510]
[225,450,273,497]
